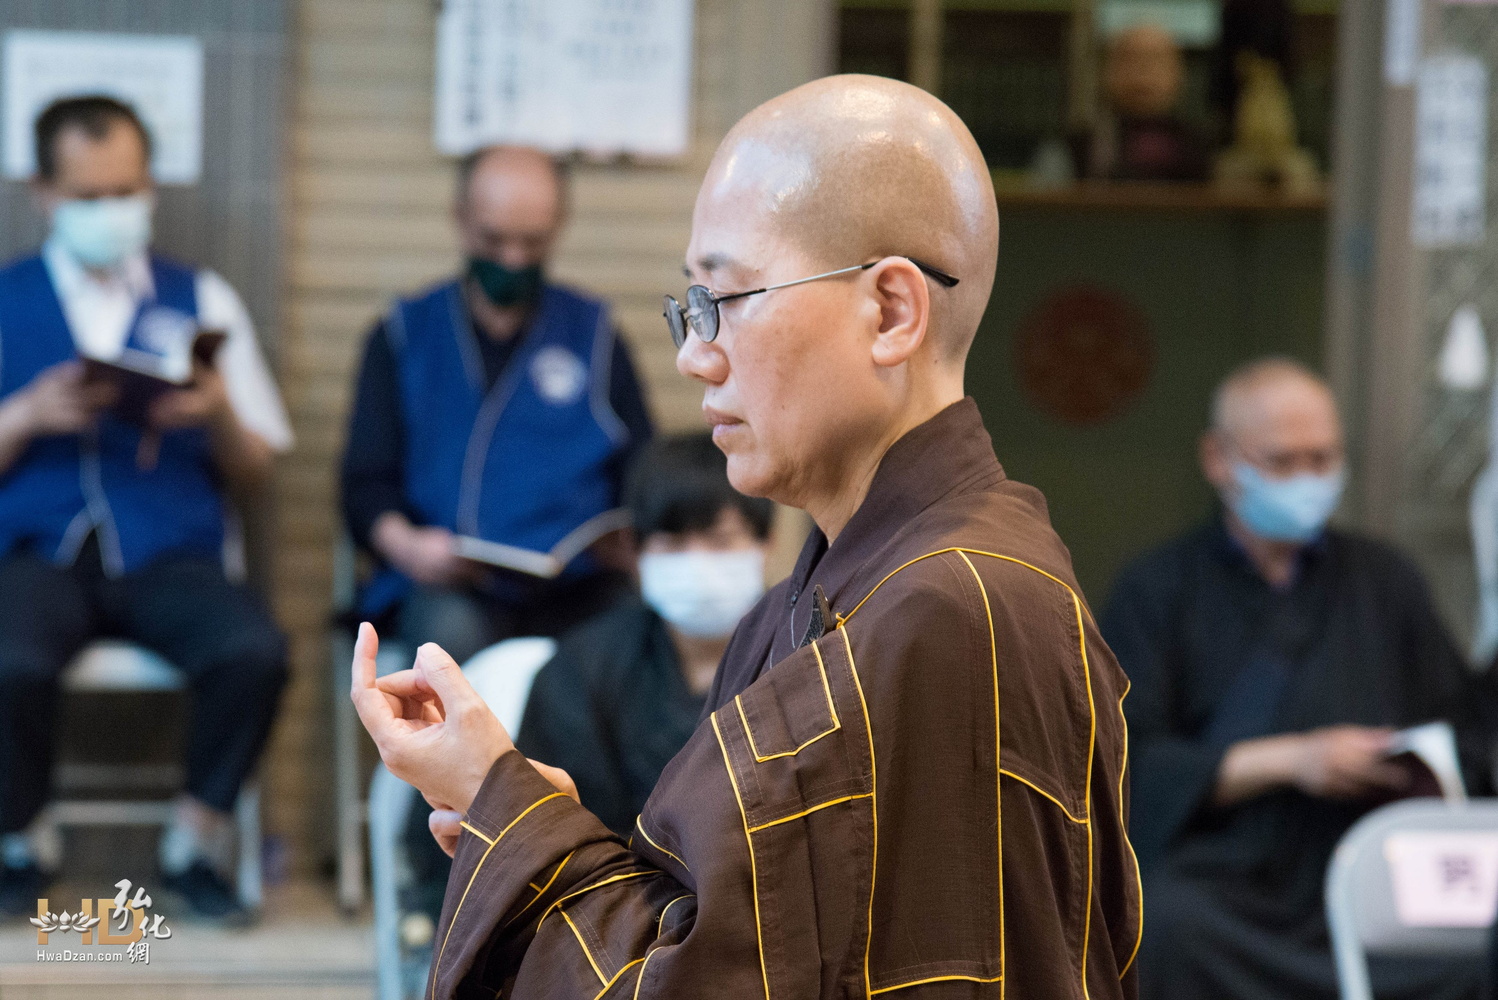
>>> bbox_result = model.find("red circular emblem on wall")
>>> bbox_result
[1014,285,1154,426]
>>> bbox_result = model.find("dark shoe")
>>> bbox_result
[0,862,48,918]
[160,861,252,926]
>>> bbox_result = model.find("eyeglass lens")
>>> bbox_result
[685,285,718,344]
[663,295,686,348]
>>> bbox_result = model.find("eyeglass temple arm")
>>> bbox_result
[714,258,958,304]
[907,257,960,287]
[712,263,874,303]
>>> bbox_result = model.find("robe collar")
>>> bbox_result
[772,396,1007,665]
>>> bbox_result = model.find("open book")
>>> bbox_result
[453,508,633,579]
[80,303,227,425]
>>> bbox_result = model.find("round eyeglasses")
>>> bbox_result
[663,257,959,348]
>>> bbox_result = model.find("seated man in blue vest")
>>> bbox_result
[0,97,293,921]
[340,145,653,662]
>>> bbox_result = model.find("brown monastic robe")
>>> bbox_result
[429,399,1142,999]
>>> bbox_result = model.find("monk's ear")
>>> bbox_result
[868,257,931,369]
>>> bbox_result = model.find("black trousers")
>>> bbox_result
[0,543,288,834]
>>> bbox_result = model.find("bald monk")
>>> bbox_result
[354,75,1142,1000]
[1104,357,1496,1000]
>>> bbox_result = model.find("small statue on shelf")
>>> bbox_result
[1214,51,1321,195]
[1071,23,1211,183]
[1210,0,1320,195]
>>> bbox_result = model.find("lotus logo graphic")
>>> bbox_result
[32,880,171,958]
[29,910,100,935]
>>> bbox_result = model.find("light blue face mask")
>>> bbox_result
[51,194,153,271]
[1229,463,1345,543]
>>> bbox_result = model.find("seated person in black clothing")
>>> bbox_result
[1102,357,1496,1000]
[403,431,773,924]
[340,145,654,665]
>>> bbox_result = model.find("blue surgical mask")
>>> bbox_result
[51,194,153,271]
[1228,463,1345,543]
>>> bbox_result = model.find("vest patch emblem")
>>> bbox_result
[530,345,587,405]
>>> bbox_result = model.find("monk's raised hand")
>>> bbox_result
[350,623,514,813]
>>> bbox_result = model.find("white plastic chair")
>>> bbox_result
[370,636,557,1000]
[43,639,263,909]
[1326,798,1498,1000]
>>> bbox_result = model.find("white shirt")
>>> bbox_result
[40,238,295,453]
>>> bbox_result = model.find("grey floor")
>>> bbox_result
[0,879,374,999]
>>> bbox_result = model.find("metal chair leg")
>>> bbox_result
[235,781,263,911]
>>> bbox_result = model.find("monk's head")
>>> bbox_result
[1200,357,1346,543]
[675,74,999,523]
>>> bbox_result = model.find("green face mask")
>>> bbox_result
[467,256,544,308]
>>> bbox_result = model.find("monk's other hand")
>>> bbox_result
[430,808,463,858]
[350,622,515,813]
[1292,725,1406,801]
[527,758,580,803]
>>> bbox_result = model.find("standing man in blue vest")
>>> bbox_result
[340,146,653,662]
[0,97,294,921]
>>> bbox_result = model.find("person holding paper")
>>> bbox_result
[354,74,1141,1000]
[340,145,653,664]
[0,96,293,920]
[1103,357,1497,1000]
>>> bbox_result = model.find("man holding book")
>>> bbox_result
[0,96,294,920]
[339,145,654,665]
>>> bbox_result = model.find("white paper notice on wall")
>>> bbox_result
[1385,831,1498,928]
[1384,0,1422,86]
[1414,54,1488,248]
[1,31,203,185]
[434,0,694,159]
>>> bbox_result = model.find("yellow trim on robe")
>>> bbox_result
[712,710,771,1000]
[430,791,568,999]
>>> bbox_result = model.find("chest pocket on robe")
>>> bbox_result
[712,628,876,999]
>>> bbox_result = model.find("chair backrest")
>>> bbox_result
[1326,798,1498,1000]
[462,636,559,738]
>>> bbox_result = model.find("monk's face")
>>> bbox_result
[676,169,889,505]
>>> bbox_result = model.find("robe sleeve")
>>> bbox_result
[427,751,685,1000]
[1102,557,1226,868]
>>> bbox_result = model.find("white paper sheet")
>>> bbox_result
[1386,721,1468,803]
[1414,54,1488,248]
[434,0,694,158]
[1385,831,1498,928]
[2,30,203,185]
[1384,0,1422,86]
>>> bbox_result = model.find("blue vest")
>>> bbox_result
[0,254,225,576]
[363,280,629,614]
